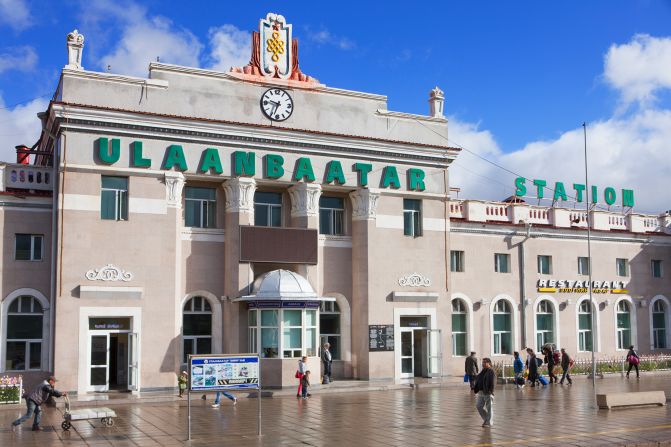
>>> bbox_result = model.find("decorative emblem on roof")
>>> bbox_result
[230,13,318,84]
[86,264,133,282]
[398,273,431,287]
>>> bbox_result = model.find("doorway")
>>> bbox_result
[399,316,442,379]
[87,317,138,392]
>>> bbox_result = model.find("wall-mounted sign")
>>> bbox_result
[89,317,131,330]
[369,325,394,351]
[515,177,634,208]
[189,355,260,391]
[537,279,628,294]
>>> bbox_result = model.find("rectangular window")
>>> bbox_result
[652,260,663,278]
[403,199,422,237]
[185,187,216,228]
[450,250,464,273]
[15,234,43,261]
[452,313,467,356]
[538,255,552,275]
[578,257,590,275]
[319,196,345,236]
[616,258,629,277]
[254,192,282,227]
[494,253,510,273]
[101,176,128,221]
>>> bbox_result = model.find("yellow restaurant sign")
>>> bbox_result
[537,279,628,294]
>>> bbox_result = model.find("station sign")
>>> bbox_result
[515,177,634,208]
[537,279,628,294]
[189,354,260,391]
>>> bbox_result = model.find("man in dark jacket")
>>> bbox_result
[321,343,333,384]
[473,357,496,427]
[559,348,573,385]
[544,346,558,384]
[12,376,66,431]
[527,348,539,386]
[465,351,479,389]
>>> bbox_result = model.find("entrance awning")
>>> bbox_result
[232,269,335,307]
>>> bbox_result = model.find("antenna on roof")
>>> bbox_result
[156,56,160,62]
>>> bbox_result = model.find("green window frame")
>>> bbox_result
[451,299,467,356]
[101,176,128,221]
[319,196,345,236]
[254,192,282,227]
[184,187,216,228]
[652,300,667,349]
[403,199,422,237]
[578,300,593,352]
[15,234,43,261]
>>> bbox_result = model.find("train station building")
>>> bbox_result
[0,14,669,395]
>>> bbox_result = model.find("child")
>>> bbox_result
[301,370,311,399]
[296,356,307,398]
[178,371,188,398]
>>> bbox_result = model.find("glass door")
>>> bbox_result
[427,329,442,378]
[127,333,139,391]
[400,329,414,378]
[90,334,109,391]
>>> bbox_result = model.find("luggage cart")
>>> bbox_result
[61,395,117,430]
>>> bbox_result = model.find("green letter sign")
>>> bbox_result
[233,151,255,176]
[294,157,316,182]
[131,141,151,168]
[199,148,223,174]
[98,137,120,164]
[407,168,426,191]
[381,166,401,189]
[163,145,188,171]
[265,154,284,179]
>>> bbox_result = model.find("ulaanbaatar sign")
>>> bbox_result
[515,177,634,208]
[537,279,628,294]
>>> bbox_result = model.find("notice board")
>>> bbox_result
[369,325,394,351]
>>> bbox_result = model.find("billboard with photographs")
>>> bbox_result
[189,354,260,391]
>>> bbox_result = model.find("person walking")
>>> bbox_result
[626,345,640,378]
[11,376,66,431]
[465,351,479,390]
[321,343,333,384]
[178,371,188,398]
[296,356,308,398]
[513,351,525,389]
[211,390,237,408]
[559,348,573,385]
[473,357,496,428]
[301,370,311,399]
[527,348,539,387]
[544,346,558,384]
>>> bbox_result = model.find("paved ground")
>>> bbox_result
[1,375,670,446]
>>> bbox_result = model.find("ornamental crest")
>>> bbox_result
[259,13,292,79]
[398,273,431,287]
[86,264,133,282]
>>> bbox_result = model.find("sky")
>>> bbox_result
[0,0,670,213]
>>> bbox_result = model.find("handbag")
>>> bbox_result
[295,371,302,379]
[627,355,640,365]
[463,374,469,383]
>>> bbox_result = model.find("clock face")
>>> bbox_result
[260,88,293,121]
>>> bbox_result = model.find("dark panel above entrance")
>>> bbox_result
[240,226,318,264]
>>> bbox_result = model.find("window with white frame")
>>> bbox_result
[320,301,340,360]
[182,297,212,363]
[319,196,345,236]
[5,296,43,371]
[536,300,554,351]
[452,299,467,356]
[259,310,279,358]
[283,310,303,358]
[249,308,318,358]
[494,253,510,273]
[652,260,663,278]
[492,300,512,354]
[403,199,422,237]
[450,251,465,273]
[616,258,629,277]
[184,187,216,228]
[101,176,128,221]
[616,300,632,350]
[578,300,593,352]
[538,255,552,274]
[254,191,282,227]
[578,257,590,275]
[652,300,667,349]
[15,234,43,261]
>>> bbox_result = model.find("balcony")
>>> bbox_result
[0,163,53,192]
[240,226,318,264]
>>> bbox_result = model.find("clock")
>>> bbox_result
[260,88,293,121]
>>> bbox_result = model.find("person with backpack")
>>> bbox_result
[513,351,525,389]
[626,345,640,378]
[559,348,573,385]
[543,346,558,384]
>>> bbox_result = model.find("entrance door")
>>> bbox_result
[128,333,139,391]
[427,329,442,378]
[90,334,109,392]
[89,331,136,392]
[400,329,414,378]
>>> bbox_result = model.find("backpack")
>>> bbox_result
[553,351,560,364]
[536,357,543,367]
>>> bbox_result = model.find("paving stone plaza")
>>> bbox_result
[2,375,670,446]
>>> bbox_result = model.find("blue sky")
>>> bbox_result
[1,0,670,212]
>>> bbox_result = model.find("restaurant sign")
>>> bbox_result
[537,279,628,294]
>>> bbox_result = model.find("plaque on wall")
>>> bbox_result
[369,325,394,351]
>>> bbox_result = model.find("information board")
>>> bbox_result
[369,325,394,351]
[189,354,260,391]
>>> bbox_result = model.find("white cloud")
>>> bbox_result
[304,26,355,50]
[0,0,31,31]
[0,95,48,162]
[604,34,671,108]
[0,46,37,73]
[207,24,250,72]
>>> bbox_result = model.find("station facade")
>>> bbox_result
[0,15,669,394]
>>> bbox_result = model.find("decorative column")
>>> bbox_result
[164,172,185,208]
[288,182,322,296]
[65,30,85,70]
[349,188,380,221]
[222,177,256,353]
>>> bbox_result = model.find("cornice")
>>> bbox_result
[376,109,448,124]
[62,68,168,89]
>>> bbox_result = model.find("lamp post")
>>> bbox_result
[582,122,597,403]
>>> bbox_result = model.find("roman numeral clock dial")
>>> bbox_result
[260,88,294,122]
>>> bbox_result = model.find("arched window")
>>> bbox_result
[578,300,593,352]
[536,300,554,351]
[616,300,632,350]
[182,297,212,363]
[653,300,667,349]
[6,296,43,371]
[452,299,467,356]
[493,300,512,354]
[320,301,341,360]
